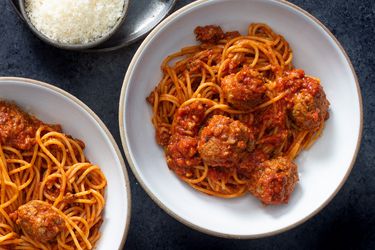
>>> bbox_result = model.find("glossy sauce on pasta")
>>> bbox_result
[147,23,330,205]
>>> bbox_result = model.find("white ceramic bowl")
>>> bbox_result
[119,0,362,238]
[0,77,131,249]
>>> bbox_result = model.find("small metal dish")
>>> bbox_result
[10,0,177,52]
[18,0,129,50]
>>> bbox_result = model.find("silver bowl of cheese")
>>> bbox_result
[18,0,129,50]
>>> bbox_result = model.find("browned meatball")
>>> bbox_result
[0,101,61,150]
[275,69,329,129]
[13,200,66,243]
[291,89,329,130]
[221,66,266,110]
[198,115,255,168]
[194,25,225,44]
[166,134,202,172]
[0,101,62,150]
[248,157,298,205]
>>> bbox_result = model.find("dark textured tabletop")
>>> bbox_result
[1,0,374,249]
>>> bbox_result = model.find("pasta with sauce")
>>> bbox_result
[0,101,106,249]
[147,23,330,204]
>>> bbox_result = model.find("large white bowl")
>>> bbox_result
[119,0,362,238]
[0,77,131,249]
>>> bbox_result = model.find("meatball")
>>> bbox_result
[221,66,266,110]
[248,157,298,205]
[290,77,329,129]
[194,25,224,44]
[291,90,329,129]
[166,134,202,172]
[13,200,66,243]
[173,101,207,136]
[0,101,61,150]
[276,69,330,129]
[0,101,43,150]
[198,115,255,168]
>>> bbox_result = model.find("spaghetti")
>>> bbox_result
[0,102,106,249]
[147,23,330,204]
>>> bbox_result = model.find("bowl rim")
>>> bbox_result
[18,0,130,51]
[0,76,132,248]
[118,0,363,239]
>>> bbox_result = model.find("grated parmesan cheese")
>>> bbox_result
[25,0,125,44]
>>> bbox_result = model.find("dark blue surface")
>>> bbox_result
[1,0,374,249]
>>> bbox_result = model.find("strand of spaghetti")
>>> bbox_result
[159,94,181,107]
[166,67,185,101]
[0,220,13,231]
[0,210,15,229]
[207,177,219,192]
[200,61,217,82]
[66,163,92,181]
[86,174,107,190]
[36,127,67,206]
[217,58,230,81]
[181,164,209,184]
[16,235,49,250]
[204,104,247,116]
[29,144,39,167]
[38,138,67,167]
[287,131,309,160]
[26,165,40,201]
[188,182,247,198]
[192,82,224,103]
[90,189,105,217]
[0,181,18,209]
[47,202,91,250]
[0,232,19,243]
[272,35,282,48]
[200,67,207,84]
[183,70,193,98]
[69,216,90,237]
[76,166,102,185]
[41,131,79,164]
[152,90,160,119]
[0,238,23,247]
[251,91,288,111]
[232,169,248,185]
[2,146,23,159]
[179,97,217,108]
[162,50,190,69]
[225,40,261,65]
[17,169,34,191]
[67,138,85,163]
[284,52,293,66]
[8,161,31,175]
[303,124,324,149]
[56,237,75,250]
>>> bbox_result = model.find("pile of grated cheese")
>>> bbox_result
[25,0,124,44]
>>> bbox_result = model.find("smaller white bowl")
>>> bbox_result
[0,77,131,249]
